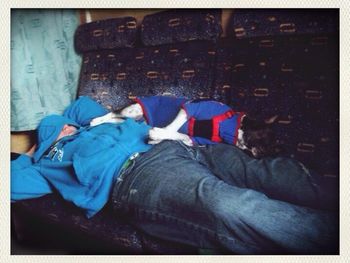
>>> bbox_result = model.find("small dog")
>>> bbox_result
[90,97,280,158]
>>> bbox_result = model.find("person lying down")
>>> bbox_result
[91,96,279,158]
[11,96,338,254]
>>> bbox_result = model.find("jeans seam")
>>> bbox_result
[134,207,260,251]
[176,141,199,160]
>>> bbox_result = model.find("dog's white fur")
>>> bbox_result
[90,103,144,126]
[90,103,247,148]
[148,109,193,146]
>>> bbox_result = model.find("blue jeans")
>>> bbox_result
[111,141,338,254]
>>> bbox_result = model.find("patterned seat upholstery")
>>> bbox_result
[140,9,222,46]
[213,34,338,175]
[78,41,217,111]
[228,9,338,39]
[74,16,138,52]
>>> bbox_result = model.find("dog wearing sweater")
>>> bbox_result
[90,96,279,158]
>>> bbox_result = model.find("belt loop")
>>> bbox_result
[113,152,140,184]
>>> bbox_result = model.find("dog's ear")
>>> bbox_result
[240,115,263,131]
[264,115,278,124]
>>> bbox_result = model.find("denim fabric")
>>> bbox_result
[111,141,338,254]
[195,142,339,210]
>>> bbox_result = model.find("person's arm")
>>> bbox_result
[11,145,53,201]
[63,96,109,126]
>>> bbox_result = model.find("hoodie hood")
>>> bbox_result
[33,115,79,162]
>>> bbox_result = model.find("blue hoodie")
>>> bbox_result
[11,96,152,218]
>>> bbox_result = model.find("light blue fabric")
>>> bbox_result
[11,9,82,131]
[11,96,152,218]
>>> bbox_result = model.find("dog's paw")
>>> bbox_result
[90,117,104,126]
[148,139,163,145]
[149,127,171,141]
[90,114,125,126]
[181,138,193,147]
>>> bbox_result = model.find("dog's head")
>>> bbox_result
[119,103,144,120]
[240,115,281,158]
